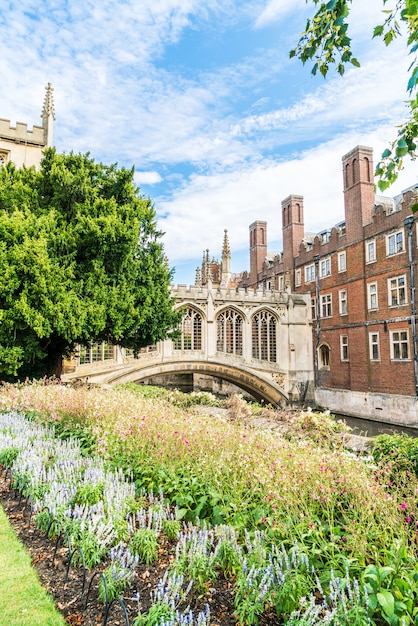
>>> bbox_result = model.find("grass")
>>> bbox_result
[0,504,66,626]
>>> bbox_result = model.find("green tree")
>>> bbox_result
[291,0,418,194]
[0,149,180,380]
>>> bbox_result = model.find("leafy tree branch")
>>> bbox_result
[291,0,418,193]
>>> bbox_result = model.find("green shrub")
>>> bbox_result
[115,382,171,401]
[72,481,105,506]
[129,528,159,564]
[161,518,181,542]
[0,446,19,468]
[372,434,418,478]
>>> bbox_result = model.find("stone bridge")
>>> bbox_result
[63,283,314,406]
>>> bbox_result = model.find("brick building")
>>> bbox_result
[239,145,418,424]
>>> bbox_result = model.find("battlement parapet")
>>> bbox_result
[171,283,309,308]
[0,118,46,146]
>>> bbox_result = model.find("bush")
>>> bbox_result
[0,446,19,468]
[372,434,418,478]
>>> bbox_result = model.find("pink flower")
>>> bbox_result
[401,503,407,509]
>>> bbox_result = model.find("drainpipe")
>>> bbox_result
[313,254,321,388]
[404,216,418,396]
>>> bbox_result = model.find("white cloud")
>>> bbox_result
[1,0,415,288]
[255,0,307,28]
[160,128,418,280]
[134,171,163,185]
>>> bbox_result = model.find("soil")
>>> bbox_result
[0,471,279,626]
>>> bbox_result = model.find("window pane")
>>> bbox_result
[252,310,277,362]
[174,308,202,350]
[217,309,243,355]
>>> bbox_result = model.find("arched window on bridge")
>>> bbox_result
[216,308,243,356]
[252,310,277,362]
[173,307,202,350]
[78,342,115,364]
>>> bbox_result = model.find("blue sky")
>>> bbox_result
[2,0,417,284]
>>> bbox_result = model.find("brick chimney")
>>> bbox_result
[249,220,267,286]
[342,145,375,243]
[282,194,304,270]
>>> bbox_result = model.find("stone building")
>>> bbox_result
[239,145,418,425]
[0,83,55,168]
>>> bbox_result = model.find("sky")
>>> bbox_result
[2,0,417,284]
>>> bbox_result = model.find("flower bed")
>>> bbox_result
[1,381,418,624]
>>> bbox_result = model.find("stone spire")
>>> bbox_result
[205,249,212,282]
[222,229,231,273]
[41,82,55,147]
[221,229,231,287]
[195,266,202,286]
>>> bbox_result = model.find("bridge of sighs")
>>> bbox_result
[63,283,314,406]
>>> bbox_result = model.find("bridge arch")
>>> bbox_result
[103,359,289,406]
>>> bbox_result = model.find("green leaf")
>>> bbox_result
[373,25,384,37]
[377,179,391,192]
[382,148,392,158]
[337,62,345,76]
[384,30,395,46]
[377,590,395,618]
[396,145,409,157]
[407,68,418,92]
[351,57,360,67]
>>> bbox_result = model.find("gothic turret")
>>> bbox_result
[221,229,231,282]
[41,82,55,147]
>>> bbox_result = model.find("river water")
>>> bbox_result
[335,414,418,438]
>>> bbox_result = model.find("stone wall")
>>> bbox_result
[315,387,418,427]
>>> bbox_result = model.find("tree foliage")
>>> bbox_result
[0,149,180,380]
[291,0,418,192]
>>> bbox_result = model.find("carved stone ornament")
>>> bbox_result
[272,372,286,388]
